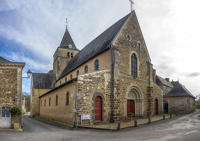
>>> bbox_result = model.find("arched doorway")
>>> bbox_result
[125,86,143,118]
[155,99,159,115]
[95,96,102,121]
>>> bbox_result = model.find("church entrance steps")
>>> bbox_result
[79,114,175,130]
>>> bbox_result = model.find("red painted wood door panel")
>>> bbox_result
[127,100,135,117]
[95,96,102,121]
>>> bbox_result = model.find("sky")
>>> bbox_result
[0,0,200,96]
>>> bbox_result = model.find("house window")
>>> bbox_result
[131,53,138,78]
[65,77,67,82]
[66,92,69,105]
[56,95,58,106]
[44,99,46,107]
[85,65,88,73]
[76,70,79,77]
[70,74,73,80]
[71,53,73,58]
[95,59,99,71]
[49,97,51,106]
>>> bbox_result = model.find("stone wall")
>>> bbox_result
[56,49,111,87]
[110,12,163,121]
[164,96,195,114]
[39,82,76,126]
[30,88,51,117]
[0,63,24,129]
[53,48,79,79]
[76,70,111,125]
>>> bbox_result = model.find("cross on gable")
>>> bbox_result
[129,0,134,12]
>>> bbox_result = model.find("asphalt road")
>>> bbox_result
[1,111,200,141]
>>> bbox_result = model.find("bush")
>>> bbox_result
[10,107,22,116]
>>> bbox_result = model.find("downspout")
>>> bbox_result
[110,44,115,123]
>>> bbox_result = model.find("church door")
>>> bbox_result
[95,96,102,121]
[127,100,135,118]
[155,99,159,115]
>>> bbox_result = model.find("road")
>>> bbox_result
[0,111,200,141]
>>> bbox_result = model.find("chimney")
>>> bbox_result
[165,78,170,82]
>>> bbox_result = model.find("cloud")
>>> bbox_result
[187,72,200,78]
[0,0,200,95]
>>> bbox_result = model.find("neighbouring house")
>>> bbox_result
[164,81,196,114]
[31,11,164,127]
[0,57,25,129]
[156,76,173,113]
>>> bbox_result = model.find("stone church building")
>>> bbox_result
[31,11,164,127]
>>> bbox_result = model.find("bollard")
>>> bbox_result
[117,122,120,131]
[134,120,138,127]
[163,115,165,120]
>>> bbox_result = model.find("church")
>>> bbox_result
[31,11,165,127]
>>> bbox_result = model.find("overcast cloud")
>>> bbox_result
[0,0,199,95]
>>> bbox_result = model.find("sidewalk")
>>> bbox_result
[79,114,174,130]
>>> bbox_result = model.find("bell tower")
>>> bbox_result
[53,25,79,79]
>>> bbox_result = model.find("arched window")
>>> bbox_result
[84,65,88,73]
[71,53,73,58]
[49,97,51,106]
[95,59,99,71]
[76,70,79,77]
[66,92,69,105]
[56,95,58,106]
[131,53,138,78]
[70,74,73,80]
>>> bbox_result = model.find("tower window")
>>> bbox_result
[131,53,138,78]
[70,74,73,80]
[95,59,99,71]
[71,53,73,58]
[67,52,70,58]
[84,65,88,73]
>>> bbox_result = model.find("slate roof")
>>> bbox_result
[164,81,195,98]
[0,57,11,63]
[59,28,78,50]
[32,73,56,89]
[156,75,173,88]
[59,12,131,80]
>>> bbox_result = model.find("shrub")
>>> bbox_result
[10,107,22,116]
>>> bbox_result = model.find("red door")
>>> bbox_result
[127,100,135,118]
[95,96,102,121]
[155,99,159,115]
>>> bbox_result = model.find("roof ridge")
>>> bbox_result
[58,12,131,80]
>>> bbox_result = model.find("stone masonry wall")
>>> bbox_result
[76,70,111,125]
[111,12,163,121]
[40,82,75,126]
[164,97,195,114]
